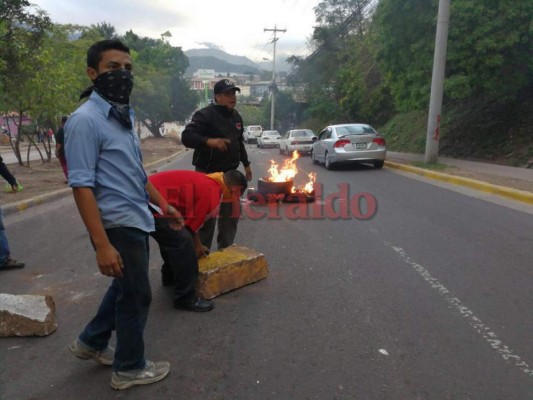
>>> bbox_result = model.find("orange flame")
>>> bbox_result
[300,172,316,193]
[267,151,299,182]
[266,151,316,194]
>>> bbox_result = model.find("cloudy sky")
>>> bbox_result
[31,0,320,62]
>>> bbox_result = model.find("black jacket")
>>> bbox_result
[181,104,250,173]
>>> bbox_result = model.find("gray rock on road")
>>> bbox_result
[0,293,57,337]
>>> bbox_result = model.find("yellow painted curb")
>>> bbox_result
[385,161,533,205]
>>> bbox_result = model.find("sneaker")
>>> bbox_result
[111,360,170,390]
[0,257,25,270]
[174,296,214,312]
[69,339,114,366]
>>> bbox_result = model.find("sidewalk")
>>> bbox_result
[385,152,533,205]
[387,152,533,182]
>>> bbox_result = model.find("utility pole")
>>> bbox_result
[264,25,286,130]
[424,0,450,164]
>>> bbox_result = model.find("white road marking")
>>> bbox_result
[389,244,533,377]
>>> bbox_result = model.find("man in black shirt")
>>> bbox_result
[181,79,252,251]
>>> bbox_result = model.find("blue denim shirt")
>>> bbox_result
[65,91,154,233]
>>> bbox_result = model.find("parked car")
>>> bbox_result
[311,123,386,169]
[278,129,316,155]
[257,130,281,148]
[244,125,263,144]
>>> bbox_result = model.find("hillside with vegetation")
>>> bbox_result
[284,0,532,167]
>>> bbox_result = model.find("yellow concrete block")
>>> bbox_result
[197,245,268,299]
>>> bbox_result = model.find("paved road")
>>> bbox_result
[1,145,532,399]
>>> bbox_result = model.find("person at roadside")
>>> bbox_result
[149,169,248,312]
[54,116,68,182]
[0,160,24,270]
[65,39,180,391]
[181,79,252,251]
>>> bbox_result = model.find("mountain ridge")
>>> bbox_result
[184,47,288,76]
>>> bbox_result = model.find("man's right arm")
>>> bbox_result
[66,114,123,278]
[72,187,124,277]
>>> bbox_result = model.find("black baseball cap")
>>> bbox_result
[214,79,241,94]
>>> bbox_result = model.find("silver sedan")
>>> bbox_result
[311,124,386,169]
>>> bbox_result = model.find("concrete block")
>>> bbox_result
[197,245,268,299]
[0,294,57,337]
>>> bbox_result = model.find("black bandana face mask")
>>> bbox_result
[93,69,133,105]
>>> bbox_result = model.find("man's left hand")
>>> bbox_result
[244,165,252,181]
[195,244,210,258]
[166,205,185,230]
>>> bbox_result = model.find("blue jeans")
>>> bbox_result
[79,227,151,372]
[0,208,11,265]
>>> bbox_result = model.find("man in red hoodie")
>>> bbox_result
[148,169,247,312]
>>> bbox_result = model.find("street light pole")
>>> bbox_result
[264,25,286,131]
[270,37,277,131]
[424,0,450,164]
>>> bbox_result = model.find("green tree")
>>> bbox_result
[261,90,299,132]
[238,104,263,127]
[445,0,532,102]
[124,30,198,137]
[91,22,118,40]
[288,0,384,127]
[374,0,437,111]
[0,0,51,164]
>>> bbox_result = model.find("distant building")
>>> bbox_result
[0,114,32,139]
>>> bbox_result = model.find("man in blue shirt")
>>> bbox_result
[65,39,181,390]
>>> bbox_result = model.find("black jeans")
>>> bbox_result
[150,218,198,304]
[0,156,17,187]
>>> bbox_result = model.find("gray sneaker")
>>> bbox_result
[69,339,114,366]
[111,360,171,390]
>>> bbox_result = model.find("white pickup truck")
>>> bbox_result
[243,125,263,144]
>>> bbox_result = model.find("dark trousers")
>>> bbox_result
[194,167,240,251]
[0,156,17,187]
[198,201,239,251]
[79,227,151,372]
[150,218,198,304]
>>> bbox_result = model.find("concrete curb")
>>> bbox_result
[1,187,71,216]
[1,151,183,216]
[385,161,533,205]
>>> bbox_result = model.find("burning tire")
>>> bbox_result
[258,178,293,197]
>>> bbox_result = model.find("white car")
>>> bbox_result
[244,125,263,144]
[257,130,281,148]
[278,129,316,156]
